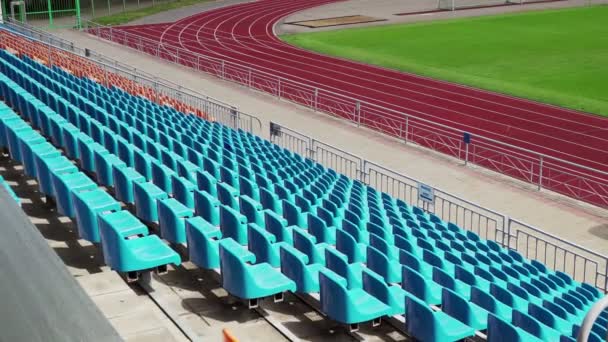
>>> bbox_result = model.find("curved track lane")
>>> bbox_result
[108,0,608,206]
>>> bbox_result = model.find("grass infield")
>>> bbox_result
[282,6,608,116]
[94,0,211,25]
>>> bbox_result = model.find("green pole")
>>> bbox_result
[47,0,53,27]
[75,0,81,29]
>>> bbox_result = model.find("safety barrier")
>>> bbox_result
[83,19,608,210]
[269,121,608,292]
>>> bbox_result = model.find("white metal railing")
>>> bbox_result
[82,19,608,210]
[578,295,608,342]
[270,122,608,293]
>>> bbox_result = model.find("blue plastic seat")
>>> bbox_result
[34,154,78,196]
[402,266,442,305]
[217,182,239,209]
[259,187,281,214]
[512,310,562,341]
[193,189,220,226]
[399,250,433,279]
[405,295,476,342]
[486,314,543,342]
[151,161,174,194]
[94,151,126,187]
[112,166,145,205]
[72,188,121,242]
[366,246,402,284]
[185,217,222,269]
[283,199,308,228]
[157,198,193,244]
[335,228,366,264]
[247,223,288,267]
[441,288,488,330]
[239,195,265,227]
[219,238,296,300]
[98,210,181,272]
[50,171,97,218]
[280,244,326,294]
[325,248,364,290]
[133,181,168,223]
[219,205,248,245]
[362,268,407,316]
[172,175,195,209]
[307,212,336,244]
[319,269,391,325]
[293,228,328,265]
[470,286,512,321]
[432,267,471,299]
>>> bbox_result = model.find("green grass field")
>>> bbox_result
[281,6,608,116]
[94,0,211,25]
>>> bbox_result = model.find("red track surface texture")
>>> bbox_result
[104,0,608,207]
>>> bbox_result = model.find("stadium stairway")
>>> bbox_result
[1,29,607,342]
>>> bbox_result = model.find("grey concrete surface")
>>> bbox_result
[278,0,599,35]
[55,28,608,261]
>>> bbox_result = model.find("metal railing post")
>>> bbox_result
[277,77,281,99]
[220,60,225,79]
[465,141,469,165]
[313,88,318,112]
[404,116,409,143]
[248,68,252,87]
[356,101,361,127]
[539,155,544,190]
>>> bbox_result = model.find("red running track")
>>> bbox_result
[102,0,608,207]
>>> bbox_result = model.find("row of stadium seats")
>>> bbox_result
[0,29,605,342]
[0,30,209,120]
[0,111,20,204]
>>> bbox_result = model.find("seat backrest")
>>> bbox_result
[282,200,303,227]
[219,205,247,245]
[196,170,217,196]
[308,213,331,244]
[470,286,497,313]
[217,182,239,209]
[487,314,521,342]
[433,267,456,291]
[394,234,416,255]
[239,195,263,226]
[264,210,290,244]
[220,165,238,189]
[318,269,349,321]
[193,189,220,225]
[366,246,399,283]
[293,229,324,265]
[280,244,311,291]
[218,238,247,294]
[239,176,258,201]
[335,228,362,264]
[247,223,277,266]
[362,268,392,306]
[490,283,515,307]
[341,219,366,244]
[259,187,280,214]
[369,233,394,259]
[405,296,436,339]
[402,266,427,301]
[315,206,334,227]
[441,288,473,326]
[325,248,359,289]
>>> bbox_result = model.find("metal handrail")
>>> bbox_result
[82,20,608,178]
[578,295,608,342]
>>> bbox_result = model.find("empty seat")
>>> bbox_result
[319,269,391,325]
[280,244,326,294]
[219,238,296,300]
[405,296,476,342]
[486,314,543,342]
[98,210,180,272]
[185,217,222,269]
[362,268,407,316]
[441,288,488,330]
[158,198,193,244]
[219,205,248,245]
[72,188,121,242]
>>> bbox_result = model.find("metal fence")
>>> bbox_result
[269,122,608,292]
[83,20,608,210]
[1,0,82,28]
[1,19,262,134]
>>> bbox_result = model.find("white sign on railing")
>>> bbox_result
[418,182,435,203]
